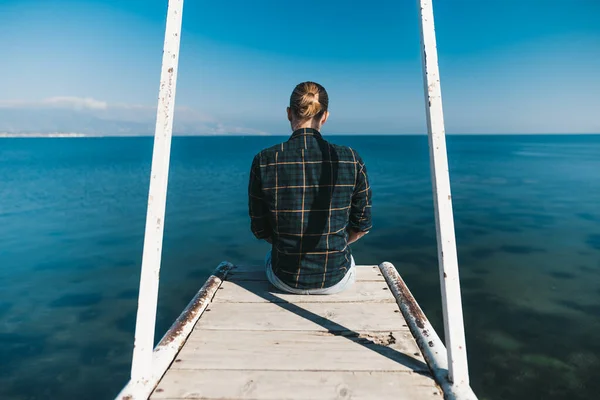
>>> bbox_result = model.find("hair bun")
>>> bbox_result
[298,92,321,119]
[290,82,329,120]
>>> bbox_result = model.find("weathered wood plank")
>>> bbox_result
[228,265,384,282]
[213,280,394,303]
[174,330,426,372]
[197,301,409,332]
[148,262,444,400]
[151,370,441,400]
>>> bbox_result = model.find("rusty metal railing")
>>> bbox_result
[128,0,185,393]
[417,0,471,389]
[117,262,234,399]
[379,262,477,399]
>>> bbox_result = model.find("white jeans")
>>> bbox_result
[265,250,356,295]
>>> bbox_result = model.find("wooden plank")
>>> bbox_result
[151,370,441,399]
[213,280,395,303]
[174,330,427,372]
[197,302,409,332]
[231,264,380,273]
[228,265,384,282]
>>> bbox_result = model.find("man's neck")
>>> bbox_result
[291,121,321,131]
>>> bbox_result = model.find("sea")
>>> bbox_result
[1,134,599,400]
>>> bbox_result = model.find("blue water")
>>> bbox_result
[1,135,599,399]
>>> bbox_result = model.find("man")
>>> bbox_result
[248,81,372,294]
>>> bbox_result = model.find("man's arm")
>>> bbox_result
[248,154,272,241]
[347,151,372,244]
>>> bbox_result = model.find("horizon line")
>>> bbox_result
[1,132,600,138]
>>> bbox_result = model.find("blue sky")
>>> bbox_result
[0,0,599,134]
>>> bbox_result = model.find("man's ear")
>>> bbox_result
[287,107,292,122]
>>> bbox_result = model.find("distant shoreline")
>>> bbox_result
[1,132,599,138]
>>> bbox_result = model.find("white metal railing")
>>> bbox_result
[417,0,471,388]
[120,0,472,397]
[129,0,185,388]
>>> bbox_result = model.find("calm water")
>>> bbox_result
[1,135,599,400]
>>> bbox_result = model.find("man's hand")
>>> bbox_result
[347,228,368,245]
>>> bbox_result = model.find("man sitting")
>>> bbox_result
[248,81,372,294]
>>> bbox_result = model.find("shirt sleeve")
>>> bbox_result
[248,154,272,240]
[348,151,372,232]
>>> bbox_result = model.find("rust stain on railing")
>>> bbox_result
[117,262,234,400]
[159,263,233,346]
[378,261,477,400]
[378,262,436,355]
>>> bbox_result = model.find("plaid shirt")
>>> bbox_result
[248,128,372,289]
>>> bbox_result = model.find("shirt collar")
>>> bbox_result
[289,127,322,140]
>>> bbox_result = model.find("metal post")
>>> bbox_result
[417,0,470,387]
[130,0,185,386]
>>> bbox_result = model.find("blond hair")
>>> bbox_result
[289,81,329,120]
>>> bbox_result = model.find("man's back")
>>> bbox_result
[249,128,372,290]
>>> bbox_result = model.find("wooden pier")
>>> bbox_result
[149,264,442,400]
[118,0,479,398]
[117,262,477,399]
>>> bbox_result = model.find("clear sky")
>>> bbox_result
[1,0,599,134]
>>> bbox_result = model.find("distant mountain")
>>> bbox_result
[0,103,267,136]
[0,108,153,136]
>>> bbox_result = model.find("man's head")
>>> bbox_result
[287,81,329,131]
